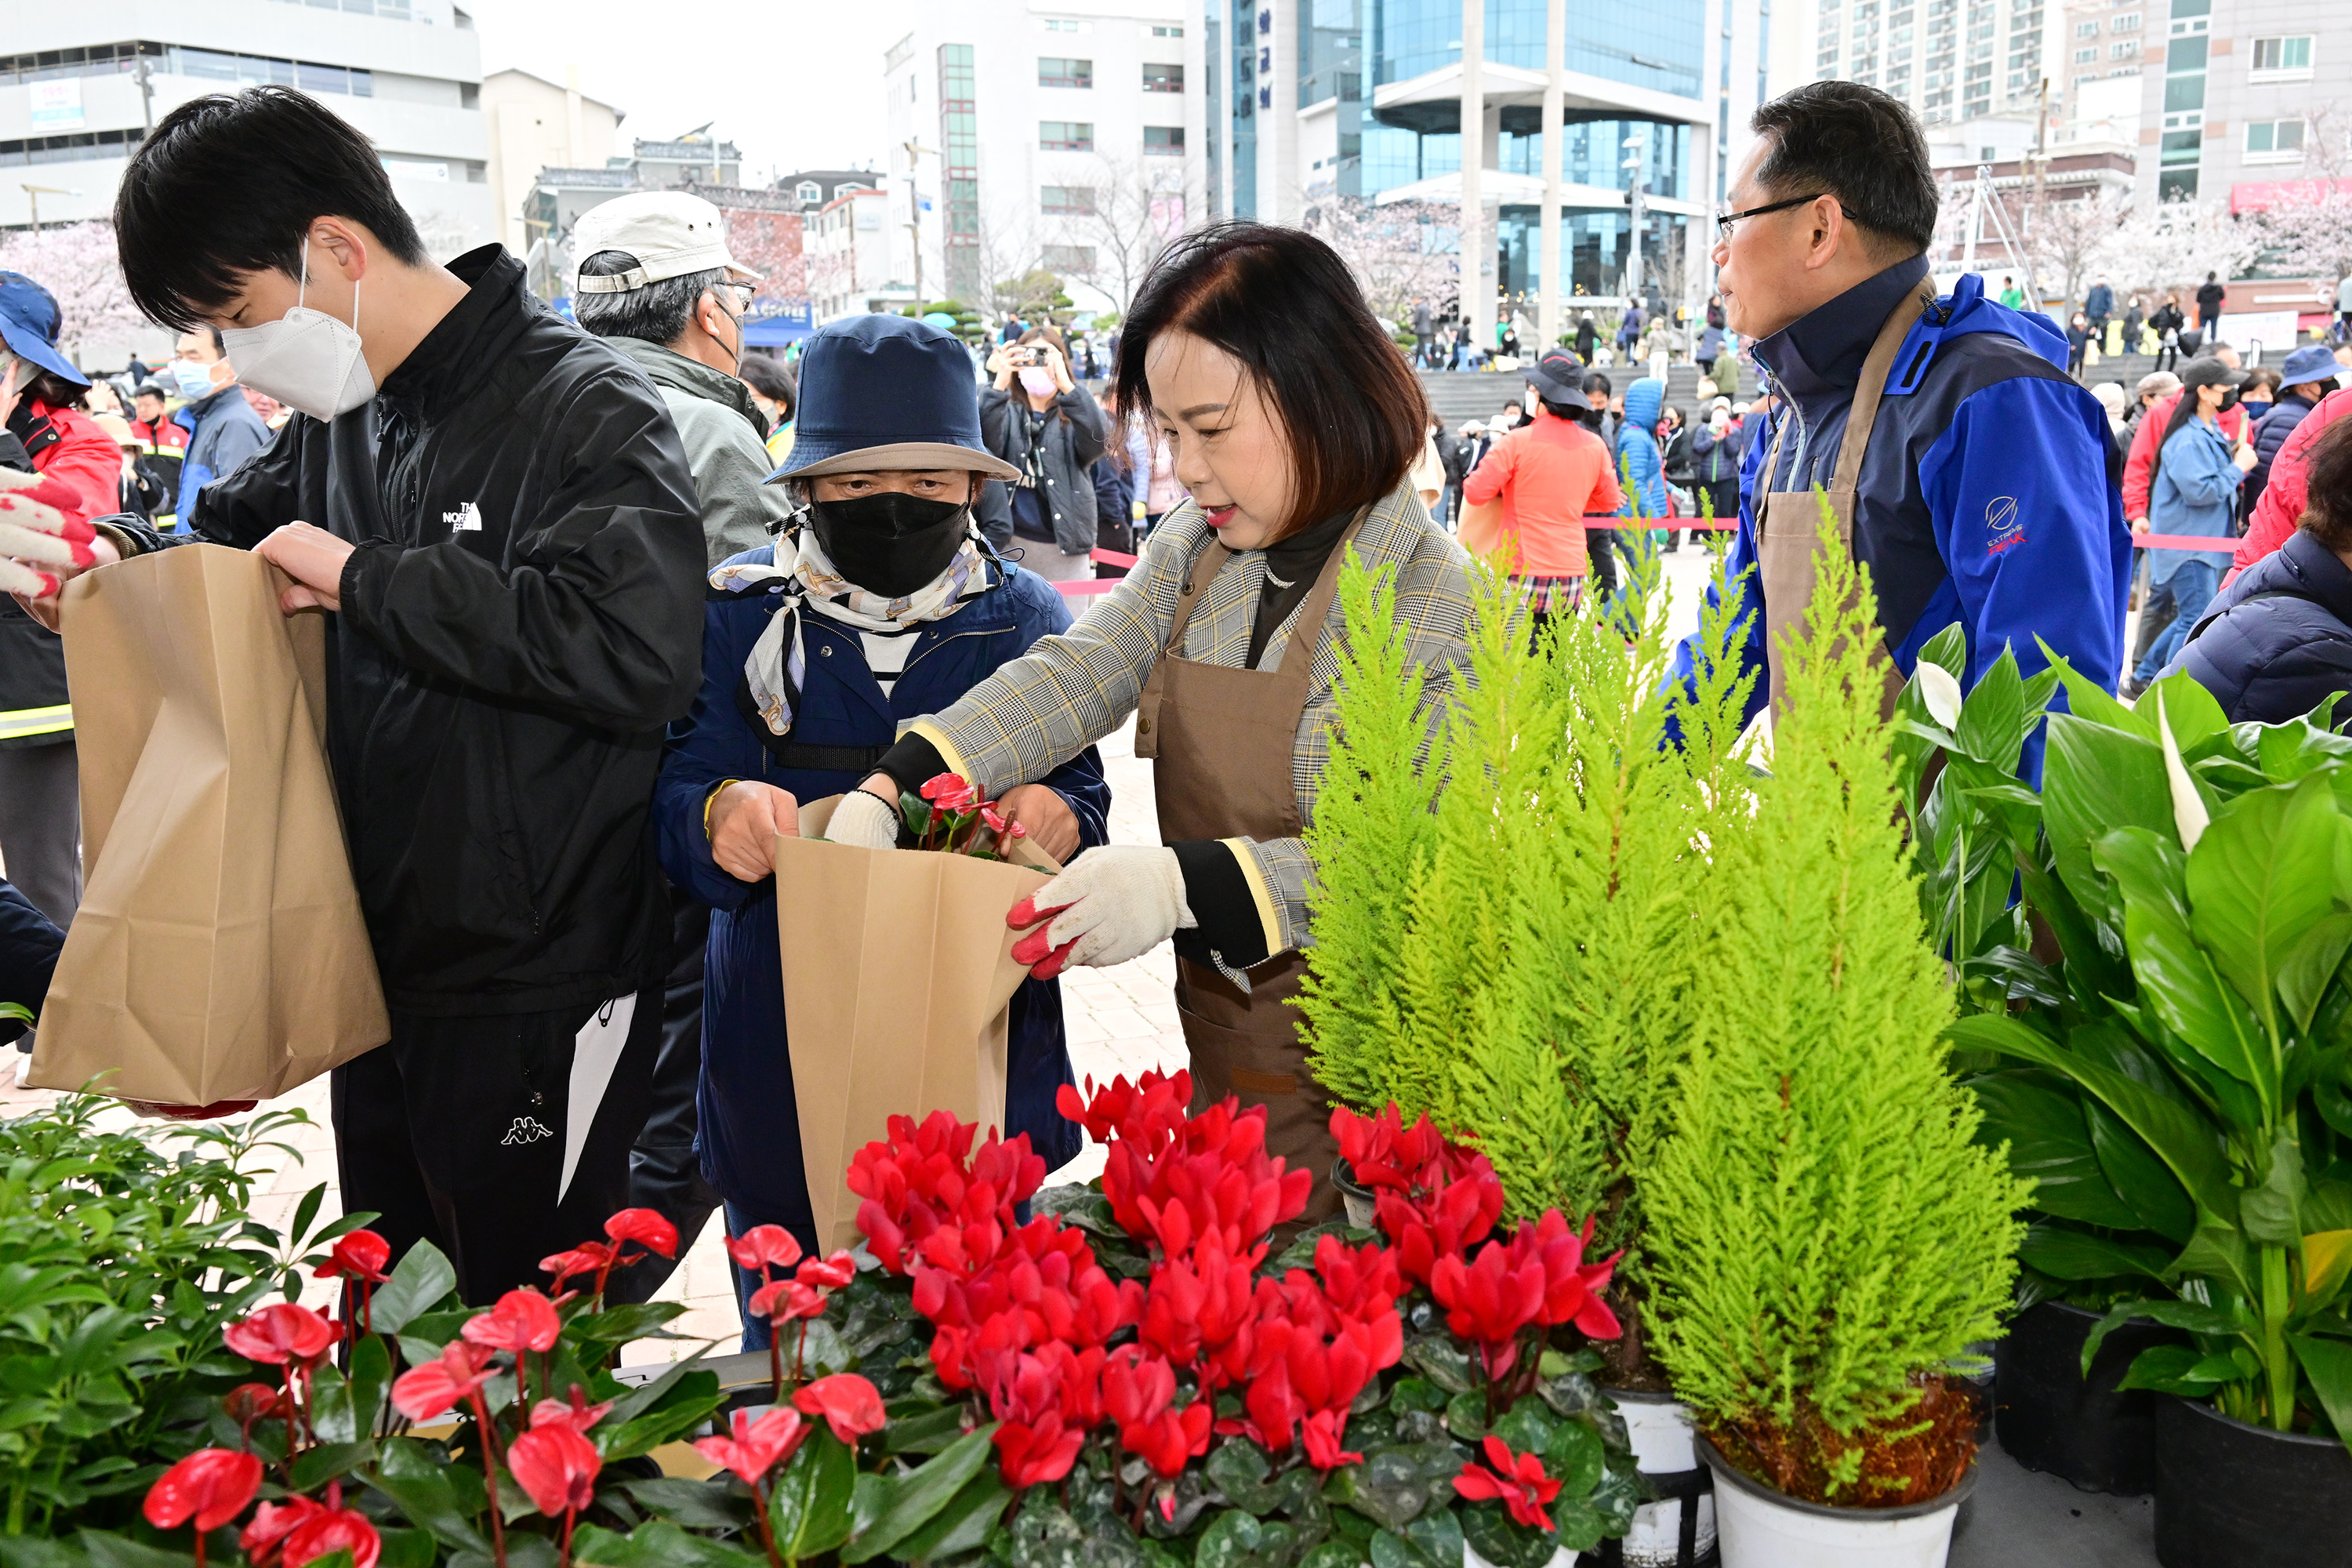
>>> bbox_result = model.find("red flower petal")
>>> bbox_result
[143,1448,263,1533]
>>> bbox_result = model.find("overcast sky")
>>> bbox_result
[470,0,902,183]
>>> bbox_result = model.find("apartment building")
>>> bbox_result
[2136,0,2350,206]
[479,67,623,256]
[1772,0,2054,126]
[880,0,1205,310]
[0,0,492,244]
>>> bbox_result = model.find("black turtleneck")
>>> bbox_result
[1247,506,1357,668]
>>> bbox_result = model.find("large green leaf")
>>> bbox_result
[2186,774,2343,1042]
[1955,648,2027,775]
[2016,1224,2173,1281]
[372,1438,490,1553]
[2098,829,2274,1112]
[1969,1071,2143,1228]
[2279,913,2352,1037]
[2042,717,2170,915]
[2034,641,2138,732]
[2240,1127,2309,1246]
[372,1241,458,1337]
[571,1523,766,1568]
[886,1468,1012,1563]
[2112,1343,2234,1396]
[839,1424,997,1564]
[770,1428,858,1560]
[2087,1100,2195,1242]
[2292,1335,2352,1453]
[2135,673,2233,755]
[1947,1013,2235,1221]
[2080,1298,2245,1375]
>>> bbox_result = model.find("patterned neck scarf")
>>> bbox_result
[710,524,990,737]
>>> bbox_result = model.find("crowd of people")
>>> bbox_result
[2,76,2351,1352]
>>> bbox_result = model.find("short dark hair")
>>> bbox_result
[739,352,796,413]
[116,87,427,332]
[1113,222,1424,539]
[573,252,726,345]
[1582,371,1612,396]
[2296,416,2352,554]
[1749,80,1937,256]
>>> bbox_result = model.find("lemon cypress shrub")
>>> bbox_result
[1644,506,2029,1504]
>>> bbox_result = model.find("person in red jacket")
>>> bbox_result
[2233,386,2352,574]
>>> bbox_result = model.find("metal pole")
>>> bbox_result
[1539,0,1564,351]
[1461,0,1486,358]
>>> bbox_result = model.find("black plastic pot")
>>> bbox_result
[1993,1300,2178,1494]
[1330,1156,1377,1229]
[2154,1397,2352,1567]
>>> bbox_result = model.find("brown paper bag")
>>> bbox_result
[777,795,1060,1252]
[29,545,389,1105]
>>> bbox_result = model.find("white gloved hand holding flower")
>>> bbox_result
[0,465,102,602]
[1008,845,1196,979]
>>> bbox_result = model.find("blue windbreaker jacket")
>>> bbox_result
[2145,417,2244,586]
[654,550,1111,1242]
[1669,259,2131,779]
[1617,378,1669,519]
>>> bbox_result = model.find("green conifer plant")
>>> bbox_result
[1643,502,2030,1505]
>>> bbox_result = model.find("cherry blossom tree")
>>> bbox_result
[2250,188,2352,288]
[2092,198,2259,304]
[0,221,148,368]
[1299,195,1460,331]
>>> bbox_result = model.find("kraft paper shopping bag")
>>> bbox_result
[777,794,1058,1253]
[29,545,389,1105]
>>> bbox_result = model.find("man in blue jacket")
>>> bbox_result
[653,316,1109,1343]
[1670,81,2129,775]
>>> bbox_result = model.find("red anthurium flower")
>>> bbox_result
[1428,1236,1548,1381]
[797,1250,858,1290]
[462,1287,563,1354]
[311,1229,391,1284]
[692,1406,811,1486]
[390,1341,498,1422]
[920,772,979,811]
[508,1425,602,1518]
[604,1207,680,1259]
[1454,1436,1563,1532]
[143,1448,263,1533]
[281,1495,383,1568]
[724,1225,804,1277]
[223,1304,335,1368]
[241,1497,325,1558]
[793,1374,887,1446]
[749,1278,829,1325]
[539,1244,613,1289]
[529,1385,615,1435]
[982,806,1010,834]
[223,1383,285,1429]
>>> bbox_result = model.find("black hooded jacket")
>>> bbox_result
[111,246,705,1015]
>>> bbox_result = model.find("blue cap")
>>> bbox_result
[772,314,1018,482]
[2280,343,2342,386]
[0,272,90,388]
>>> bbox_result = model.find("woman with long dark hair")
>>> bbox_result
[824,223,1475,1207]
[2129,356,2256,687]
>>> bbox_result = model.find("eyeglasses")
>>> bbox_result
[1715,192,1831,239]
[715,281,757,310]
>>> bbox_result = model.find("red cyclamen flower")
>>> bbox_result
[693,1406,811,1486]
[793,1373,887,1445]
[462,1287,563,1354]
[508,1425,602,1518]
[223,1304,335,1367]
[1454,1436,1564,1532]
[143,1448,263,1533]
[312,1229,392,1284]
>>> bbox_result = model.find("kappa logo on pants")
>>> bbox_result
[502,1116,554,1146]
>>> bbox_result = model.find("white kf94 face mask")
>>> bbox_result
[220,240,376,422]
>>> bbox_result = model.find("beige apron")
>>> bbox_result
[1753,285,1935,719]
[1131,517,1366,1225]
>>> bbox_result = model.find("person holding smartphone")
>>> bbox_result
[975,328,1105,580]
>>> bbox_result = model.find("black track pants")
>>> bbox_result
[331,988,662,1305]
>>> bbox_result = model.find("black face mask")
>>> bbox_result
[808,492,971,598]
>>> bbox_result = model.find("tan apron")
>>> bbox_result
[1131,516,1366,1224]
[1753,285,1935,720]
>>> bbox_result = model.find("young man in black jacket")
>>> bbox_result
[3,87,706,1301]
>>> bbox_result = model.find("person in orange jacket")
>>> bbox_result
[1460,349,1624,642]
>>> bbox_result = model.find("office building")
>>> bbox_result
[2135,0,2349,207]
[881,1,1206,310]
[480,67,623,257]
[1,0,493,246]
[1210,0,1761,347]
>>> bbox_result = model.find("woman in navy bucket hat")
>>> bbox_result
[651,314,1109,1345]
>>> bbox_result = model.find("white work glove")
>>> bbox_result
[0,466,96,600]
[1008,846,1196,979]
[826,789,903,851]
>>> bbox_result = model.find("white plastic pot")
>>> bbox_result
[1696,1434,1974,1568]
[1605,1388,1719,1568]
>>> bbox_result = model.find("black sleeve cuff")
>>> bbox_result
[873,732,951,796]
[1170,839,1271,970]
